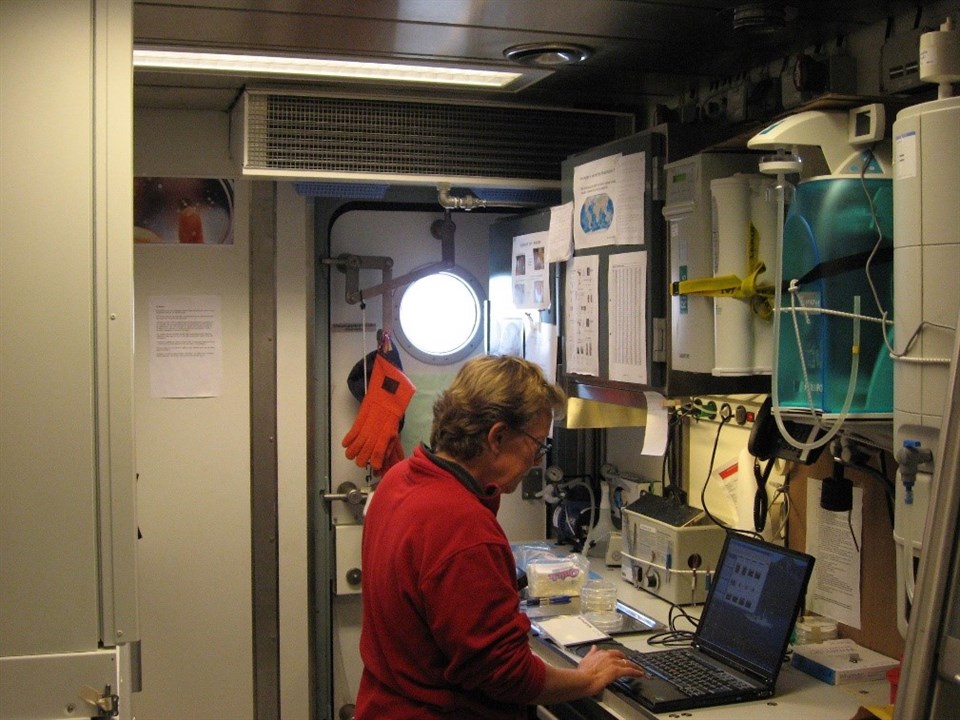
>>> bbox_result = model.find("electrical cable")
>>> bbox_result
[646,630,697,647]
[694,406,776,541]
[767,479,791,541]
[847,509,861,553]
[841,456,895,527]
[699,414,733,530]
[660,417,672,488]
[661,407,686,503]
[753,457,773,533]
[638,595,699,646]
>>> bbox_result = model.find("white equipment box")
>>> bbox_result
[620,494,726,605]
[662,152,765,375]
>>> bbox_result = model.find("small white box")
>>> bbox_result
[791,638,899,685]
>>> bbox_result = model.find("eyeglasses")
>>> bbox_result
[516,428,552,461]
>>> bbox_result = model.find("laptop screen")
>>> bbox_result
[695,533,815,682]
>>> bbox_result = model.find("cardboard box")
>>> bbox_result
[791,638,899,685]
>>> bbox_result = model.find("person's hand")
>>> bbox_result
[576,645,646,696]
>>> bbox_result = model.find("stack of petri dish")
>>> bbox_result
[580,580,620,631]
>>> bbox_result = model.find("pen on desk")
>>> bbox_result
[522,595,572,607]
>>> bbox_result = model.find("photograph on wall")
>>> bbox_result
[510,231,551,310]
[135,177,235,245]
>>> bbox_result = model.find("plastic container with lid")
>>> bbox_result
[580,580,619,629]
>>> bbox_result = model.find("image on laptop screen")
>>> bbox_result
[696,533,814,681]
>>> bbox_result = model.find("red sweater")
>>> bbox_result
[355,445,547,719]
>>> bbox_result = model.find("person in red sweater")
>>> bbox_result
[356,355,644,719]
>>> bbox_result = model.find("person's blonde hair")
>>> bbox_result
[430,355,566,460]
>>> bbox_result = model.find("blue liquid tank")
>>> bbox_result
[777,173,894,416]
[748,109,894,425]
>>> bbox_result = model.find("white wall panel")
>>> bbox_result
[132,109,254,719]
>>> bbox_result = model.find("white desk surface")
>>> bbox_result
[529,561,892,720]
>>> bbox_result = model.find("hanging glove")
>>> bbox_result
[342,352,416,474]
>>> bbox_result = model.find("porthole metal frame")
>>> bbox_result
[392,266,486,365]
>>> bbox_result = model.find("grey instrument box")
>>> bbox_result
[620,495,726,605]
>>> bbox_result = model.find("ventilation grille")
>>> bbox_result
[239,91,633,187]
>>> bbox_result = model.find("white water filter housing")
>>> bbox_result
[663,153,763,375]
[711,175,754,375]
[892,91,960,637]
[750,176,779,374]
[919,17,960,99]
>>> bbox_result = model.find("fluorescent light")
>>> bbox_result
[133,48,524,89]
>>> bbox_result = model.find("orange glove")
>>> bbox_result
[342,353,416,474]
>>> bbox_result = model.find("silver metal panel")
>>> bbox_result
[0,0,102,656]
[250,182,281,720]
[0,649,125,720]
[94,0,140,649]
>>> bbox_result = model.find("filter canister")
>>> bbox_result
[711,175,754,375]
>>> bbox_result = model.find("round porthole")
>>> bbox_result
[393,267,485,365]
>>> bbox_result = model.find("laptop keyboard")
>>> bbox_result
[630,649,754,697]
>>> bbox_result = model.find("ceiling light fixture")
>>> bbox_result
[503,43,593,68]
[133,48,526,89]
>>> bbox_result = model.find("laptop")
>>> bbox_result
[611,532,815,713]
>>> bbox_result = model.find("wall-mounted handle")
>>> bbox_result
[323,482,368,505]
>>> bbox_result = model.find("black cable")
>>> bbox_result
[672,413,684,501]
[699,415,733,529]
[641,598,700,646]
[646,630,696,647]
[668,602,700,632]
[661,422,670,488]
[836,443,896,526]
[845,459,895,527]
[847,509,861,553]
[753,458,774,533]
[768,480,791,540]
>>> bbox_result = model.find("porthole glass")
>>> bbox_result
[393,267,485,365]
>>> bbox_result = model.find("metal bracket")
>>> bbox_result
[321,211,457,334]
[79,685,119,718]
